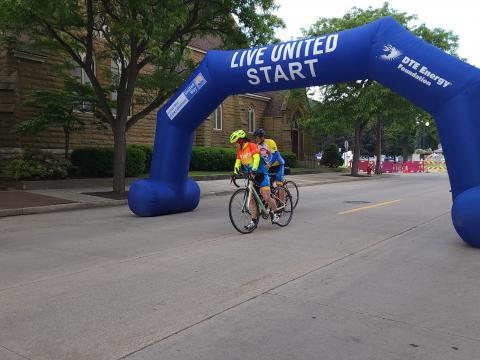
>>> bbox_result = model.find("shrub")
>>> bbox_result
[282,152,297,168]
[2,149,70,180]
[320,144,343,168]
[3,159,48,180]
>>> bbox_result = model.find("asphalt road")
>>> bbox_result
[1,173,479,360]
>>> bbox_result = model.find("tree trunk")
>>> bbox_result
[402,139,409,163]
[351,120,369,176]
[351,123,362,176]
[375,120,382,175]
[112,124,127,193]
[64,129,70,160]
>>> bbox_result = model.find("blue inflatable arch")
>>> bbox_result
[128,17,480,247]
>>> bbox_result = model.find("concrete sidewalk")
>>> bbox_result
[0,172,381,218]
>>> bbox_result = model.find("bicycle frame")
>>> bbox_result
[235,174,287,219]
[243,177,270,218]
[230,171,293,233]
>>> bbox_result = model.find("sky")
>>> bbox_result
[274,0,479,68]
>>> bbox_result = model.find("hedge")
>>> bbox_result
[190,147,237,171]
[126,146,146,177]
[129,144,153,173]
[71,145,297,177]
[189,147,296,171]
[71,145,146,177]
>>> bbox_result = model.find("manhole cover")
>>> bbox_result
[344,200,371,204]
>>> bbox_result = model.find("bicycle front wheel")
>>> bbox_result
[284,180,299,209]
[271,186,293,227]
[229,188,259,234]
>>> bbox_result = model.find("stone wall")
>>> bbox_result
[263,115,293,154]
[0,44,317,168]
[0,49,18,149]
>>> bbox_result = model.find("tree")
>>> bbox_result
[0,0,284,192]
[304,2,459,175]
[18,75,96,159]
[283,88,311,124]
[306,81,385,175]
[320,144,343,168]
[282,88,311,155]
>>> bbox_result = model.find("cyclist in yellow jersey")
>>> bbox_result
[230,129,279,231]
[254,129,286,185]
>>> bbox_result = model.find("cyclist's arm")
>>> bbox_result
[270,150,280,165]
[234,148,242,174]
[234,159,241,174]
[267,139,284,165]
[252,153,260,171]
[249,142,261,172]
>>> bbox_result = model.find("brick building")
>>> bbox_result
[0,38,316,169]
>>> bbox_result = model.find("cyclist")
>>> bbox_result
[230,129,279,231]
[254,128,286,189]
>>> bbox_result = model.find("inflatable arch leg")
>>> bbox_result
[128,16,480,247]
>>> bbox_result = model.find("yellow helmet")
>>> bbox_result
[230,129,246,143]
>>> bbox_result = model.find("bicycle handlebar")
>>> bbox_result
[230,174,241,188]
[230,170,254,188]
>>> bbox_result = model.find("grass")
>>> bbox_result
[289,166,349,174]
[137,167,348,178]
[188,170,231,176]
[188,167,348,176]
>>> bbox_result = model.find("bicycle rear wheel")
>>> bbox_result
[229,188,259,234]
[271,186,293,227]
[284,180,299,209]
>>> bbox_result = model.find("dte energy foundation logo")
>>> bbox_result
[379,44,452,88]
[380,44,402,61]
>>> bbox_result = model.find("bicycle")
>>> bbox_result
[268,166,299,210]
[229,172,294,234]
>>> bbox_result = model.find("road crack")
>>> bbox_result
[117,211,451,359]
[1,345,32,360]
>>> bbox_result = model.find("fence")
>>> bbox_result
[296,154,321,168]
[350,160,447,174]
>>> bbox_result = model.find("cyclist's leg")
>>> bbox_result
[257,173,277,213]
[249,195,258,222]
[269,165,279,188]
[275,165,286,203]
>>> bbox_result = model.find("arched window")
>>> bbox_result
[213,105,222,130]
[248,105,255,133]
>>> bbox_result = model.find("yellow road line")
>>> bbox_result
[337,199,402,215]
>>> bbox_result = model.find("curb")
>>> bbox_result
[0,199,128,218]
[0,170,345,190]
[0,173,382,218]
[1,175,234,190]
[0,190,233,218]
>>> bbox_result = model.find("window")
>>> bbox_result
[248,105,255,133]
[71,55,95,113]
[111,59,120,117]
[111,58,132,118]
[213,105,222,130]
